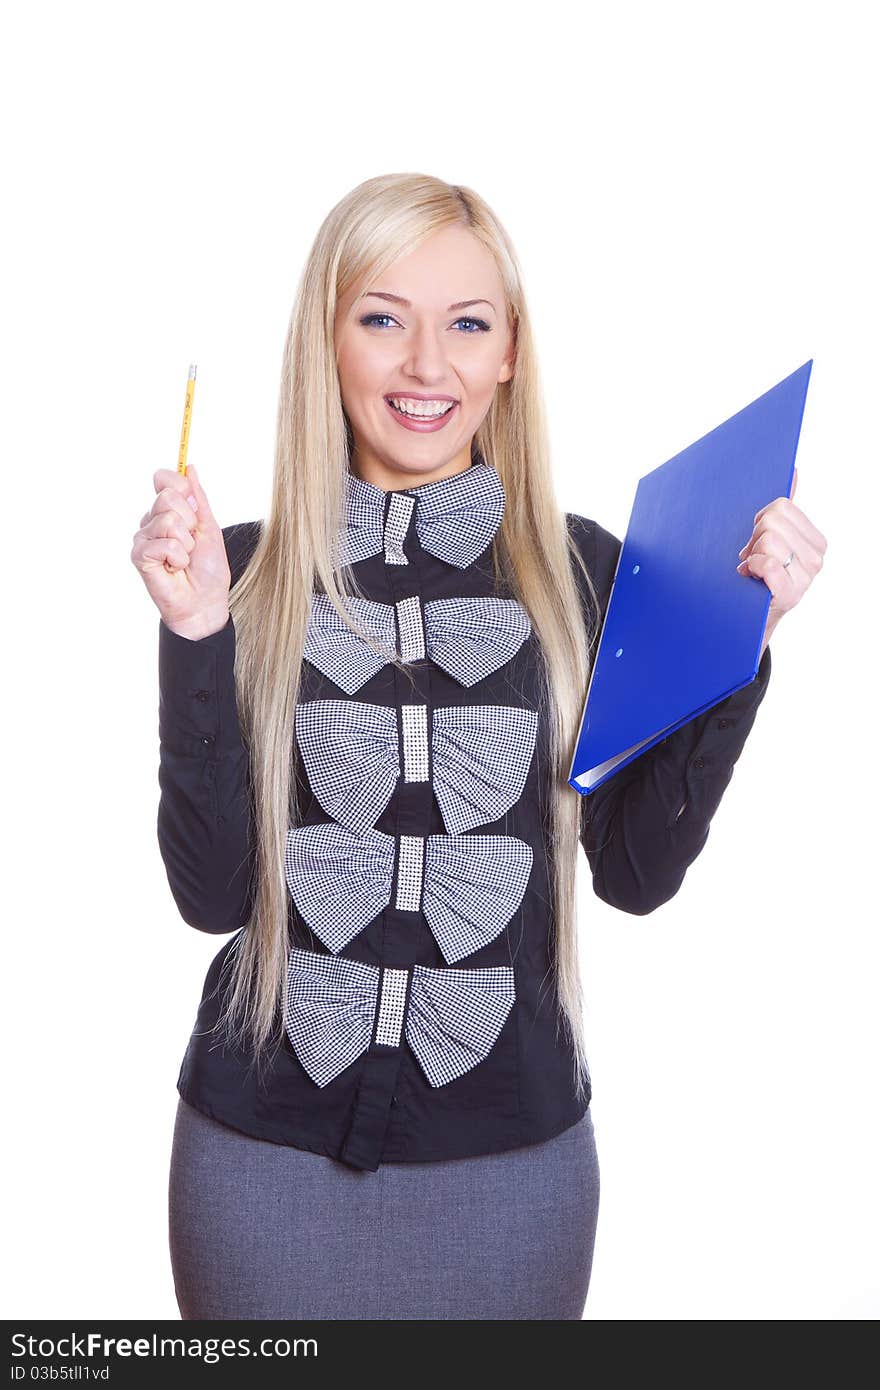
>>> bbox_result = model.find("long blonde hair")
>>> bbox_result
[218,172,602,1102]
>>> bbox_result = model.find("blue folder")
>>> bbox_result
[568,359,813,795]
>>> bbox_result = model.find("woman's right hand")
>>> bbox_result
[131,464,232,640]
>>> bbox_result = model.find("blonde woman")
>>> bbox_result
[133,173,821,1320]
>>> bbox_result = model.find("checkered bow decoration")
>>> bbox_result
[284,821,533,964]
[295,698,539,835]
[339,460,506,569]
[303,592,532,695]
[283,946,516,1089]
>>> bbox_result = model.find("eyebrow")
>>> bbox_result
[361,291,496,312]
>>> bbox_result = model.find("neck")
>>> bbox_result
[348,445,476,494]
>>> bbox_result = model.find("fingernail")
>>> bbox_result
[738,544,747,557]
[187,494,198,510]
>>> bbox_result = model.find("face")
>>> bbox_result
[334,225,515,491]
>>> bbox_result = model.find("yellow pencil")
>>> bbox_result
[177,363,197,476]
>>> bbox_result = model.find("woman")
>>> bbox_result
[132,173,824,1320]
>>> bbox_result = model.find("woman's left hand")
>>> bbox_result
[736,468,827,657]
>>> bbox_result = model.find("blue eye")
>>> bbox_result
[454,317,491,333]
[359,313,491,333]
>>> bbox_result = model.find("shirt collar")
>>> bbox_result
[341,451,506,569]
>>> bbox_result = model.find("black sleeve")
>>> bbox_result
[156,520,263,933]
[567,512,772,916]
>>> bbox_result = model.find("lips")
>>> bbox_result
[383,396,459,433]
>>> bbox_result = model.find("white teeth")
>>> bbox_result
[388,397,455,418]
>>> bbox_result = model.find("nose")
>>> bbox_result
[401,324,454,384]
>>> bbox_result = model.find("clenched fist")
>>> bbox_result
[131,464,231,641]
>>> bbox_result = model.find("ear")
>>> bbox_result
[497,319,517,384]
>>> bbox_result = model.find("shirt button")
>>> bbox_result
[693,756,705,769]
[194,689,211,702]
[717,718,731,729]
[201,734,216,747]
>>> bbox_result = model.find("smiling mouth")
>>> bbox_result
[385,396,459,419]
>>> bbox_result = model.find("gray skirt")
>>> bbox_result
[168,1096,600,1320]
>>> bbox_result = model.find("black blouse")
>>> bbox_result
[157,456,771,1172]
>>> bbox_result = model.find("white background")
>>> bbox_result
[3,0,876,1321]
